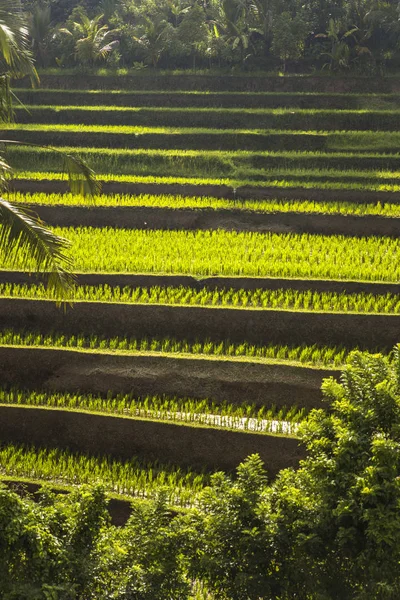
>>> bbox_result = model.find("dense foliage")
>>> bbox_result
[3,347,400,598]
[22,0,400,73]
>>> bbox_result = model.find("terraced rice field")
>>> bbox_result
[1,73,399,510]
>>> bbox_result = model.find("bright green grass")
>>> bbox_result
[14,88,400,99]
[9,147,400,184]
[5,123,400,149]
[9,191,400,215]
[15,170,230,186]
[19,105,400,116]
[1,122,323,135]
[3,282,400,315]
[0,443,208,507]
[0,329,350,367]
[1,227,399,282]
[0,388,306,434]
[13,169,400,194]
[9,146,400,164]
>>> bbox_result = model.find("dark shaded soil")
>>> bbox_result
[0,405,305,475]
[0,298,398,351]
[0,346,332,408]
[20,203,400,238]
[14,74,400,93]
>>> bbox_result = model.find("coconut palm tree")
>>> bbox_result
[60,13,119,67]
[0,0,98,298]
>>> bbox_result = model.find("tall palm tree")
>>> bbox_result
[0,0,99,298]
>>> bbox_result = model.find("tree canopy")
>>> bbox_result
[21,0,400,73]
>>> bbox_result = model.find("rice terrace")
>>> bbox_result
[3,61,400,595]
[0,70,397,498]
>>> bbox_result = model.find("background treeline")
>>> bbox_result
[22,0,400,73]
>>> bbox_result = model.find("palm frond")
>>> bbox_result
[0,198,74,299]
[63,152,101,197]
[0,140,101,198]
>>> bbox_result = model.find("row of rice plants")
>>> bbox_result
[11,191,400,217]
[0,329,351,367]
[3,282,400,314]
[13,170,400,198]
[15,105,400,131]
[6,124,400,153]
[15,89,400,109]
[2,227,398,282]
[0,443,208,506]
[9,147,400,179]
[0,388,306,435]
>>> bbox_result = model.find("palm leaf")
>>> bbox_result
[0,198,74,299]
[63,152,101,197]
[0,139,101,198]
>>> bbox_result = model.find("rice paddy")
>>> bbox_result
[0,328,350,367]
[8,191,400,216]
[2,282,400,314]
[2,227,399,281]
[0,388,306,435]
[1,73,398,499]
[0,443,208,507]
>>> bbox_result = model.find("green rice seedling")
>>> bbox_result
[4,123,400,152]
[0,388,306,434]
[15,105,400,131]
[0,328,351,367]
[19,189,400,217]
[1,227,399,282]
[0,443,208,506]
[10,146,400,178]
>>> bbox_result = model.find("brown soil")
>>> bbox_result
[0,346,332,409]
[1,298,399,350]
[21,204,400,238]
[0,405,306,475]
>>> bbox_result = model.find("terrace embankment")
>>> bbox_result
[23,204,400,237]
[12,178,400,205]
[2,270,400,295]
[0,346,332,408]
[14,89,400,110]
[0,405,305,475]
[1,298,399,350]
[15,106,400,132]
[14,74,400,93]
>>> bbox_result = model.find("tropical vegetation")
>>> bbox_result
[3,348,400,598]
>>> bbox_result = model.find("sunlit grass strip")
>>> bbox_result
[0,329,350,367]
[9,146,400,164]
[0,443,208,507]
[2,282,400,315]
[9,191,400,217]
[19,105,400,114]
[0,388,307,435]
[9,149,400,184]
[15,170,231,186]
[15,87,400,98]
[12,170,400,194]
[5,123,400,149]
[2,122,328,135]
[1,227,398,282]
